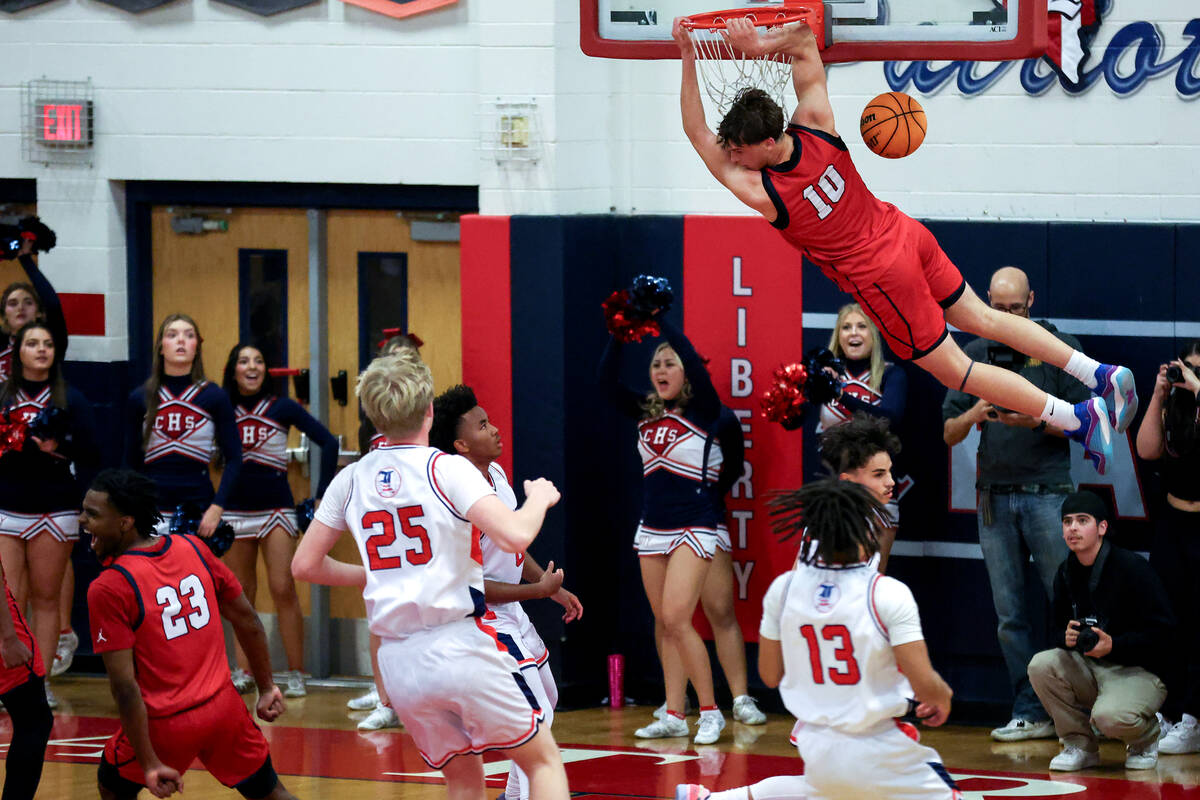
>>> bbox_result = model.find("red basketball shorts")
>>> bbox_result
[814,215,965,361]
[103,682,270,788]
[0,590,43,695]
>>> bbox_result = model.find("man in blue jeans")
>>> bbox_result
[942,267,1091,741]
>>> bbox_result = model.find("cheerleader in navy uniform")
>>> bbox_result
[222,343,338,698]
[1,225,67,383]
[0,322,97,709]
[815,303,909,570]
[125,314,242,541]
[600,318,728,745]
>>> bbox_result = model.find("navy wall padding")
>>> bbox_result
[0,180,37,204]
[508,215,685,703]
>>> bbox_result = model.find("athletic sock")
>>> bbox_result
[667,710,685,720]
[1040,396,1081,432]
[1064,351,1102,389]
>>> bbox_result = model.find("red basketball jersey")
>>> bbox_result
[0,584,43,695]
[88,535,243,717]
[762,124,901,276]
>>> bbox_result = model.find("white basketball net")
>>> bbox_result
[687,23,795,116]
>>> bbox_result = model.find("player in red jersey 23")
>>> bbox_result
[83,469,297,800]
[674,17,1136,475]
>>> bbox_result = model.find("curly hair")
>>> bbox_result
[717,88,786,147]
[430,384,478,454]
[90,468,163,536]
[769,479,888,566]
[818,413,900,475]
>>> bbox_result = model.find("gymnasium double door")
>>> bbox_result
[149,206,462,669]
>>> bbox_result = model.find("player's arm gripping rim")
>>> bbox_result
[101,649,184,799]
[672,18,772,214]
[736,18,837,135]
[222,591,287,722]
[893,639,953,726]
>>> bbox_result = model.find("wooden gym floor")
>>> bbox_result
[11,675,1200,799]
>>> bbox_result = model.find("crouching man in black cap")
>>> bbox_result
[1028,490,1176,771]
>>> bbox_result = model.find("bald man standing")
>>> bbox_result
[942,267,1092,743]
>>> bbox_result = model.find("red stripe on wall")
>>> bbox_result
[460,215,513,479]
[58,292,105,336]
[683,215,806,642]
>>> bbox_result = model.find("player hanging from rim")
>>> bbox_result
[292,351,570,800]
[84,469,297,800]
[673,16,1135,474]
[430,384,583,800]
[677,479,961,800]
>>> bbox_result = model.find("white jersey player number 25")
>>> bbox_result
[361,505,434,570]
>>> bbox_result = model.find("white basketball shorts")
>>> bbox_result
[791,718,961,799]
[378,617,545,769]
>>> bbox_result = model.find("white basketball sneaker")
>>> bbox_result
[635,715,688,739]
[694,711,726,745]
[1160,714,1200,755]
[347,686,380,710]
[732,695,767,725]
[357,703,400,731]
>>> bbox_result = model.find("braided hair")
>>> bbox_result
[769,479,888,567]
[90,468,164,537]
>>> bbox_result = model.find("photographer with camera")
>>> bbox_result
[1027,490,1174,771]
[1135,340,1200,754]
[942,267,1091,742]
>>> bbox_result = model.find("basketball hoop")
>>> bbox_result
[680,1,826,115]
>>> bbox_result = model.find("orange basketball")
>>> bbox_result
[859,91,927,159]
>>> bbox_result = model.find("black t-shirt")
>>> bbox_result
[941,322,1090,487]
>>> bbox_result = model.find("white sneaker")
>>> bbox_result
[1157,713,1175,744]
[282,670,307,698]
[635,716,689,739]
[1125,740,1158,769]
[357,703,400,731]
[44,684,59,710]
[1160,714,1200,755]
[1049,745,1100,771]
[231,668,255,694]
[51,630,79,677]
[732,695,766,725]
[348,686,380,710]
[991,717,1056,742]
[693,712,726,745]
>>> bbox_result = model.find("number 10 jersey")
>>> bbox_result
[314,444,496,640]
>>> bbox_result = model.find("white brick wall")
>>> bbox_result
[0,1,1196,360]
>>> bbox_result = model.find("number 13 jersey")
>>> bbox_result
[314,444,496,640]
[759,560,924,733]
[87,535,243,717]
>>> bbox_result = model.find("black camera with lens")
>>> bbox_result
[1072,616,1103,654]
[803,347,846,406]
[986,344,1025,372]
[1166,363,1200,384]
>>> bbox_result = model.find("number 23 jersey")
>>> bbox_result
[87,535,243,717]
[313,444,496,640]
[759,561,924,733]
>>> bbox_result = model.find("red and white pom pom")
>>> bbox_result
[760,363,809,431]
[603,290,661,344]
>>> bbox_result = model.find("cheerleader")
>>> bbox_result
[125,314,242,540]
[222,343,338,698]
[0,322,97,708]
[600,318,728,745]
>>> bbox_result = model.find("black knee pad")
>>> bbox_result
[234,754,280,799]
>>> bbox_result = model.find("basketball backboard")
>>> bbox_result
[580,0,1048,63]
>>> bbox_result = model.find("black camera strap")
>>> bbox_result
[1065,539,1111,619]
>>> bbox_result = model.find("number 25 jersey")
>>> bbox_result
[314,444,496,640]
[759,560,924,733]
[87,535,243,717]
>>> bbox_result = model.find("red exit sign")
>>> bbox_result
[37,101,93,146]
